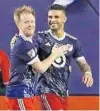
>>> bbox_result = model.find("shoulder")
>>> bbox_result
[10,34,27,48]
[37,30,50,37]
[14,36,32,51]
[10,34,19,49]
[65,32,77,40]
[36,30,50,42]
[65,33,82,48]
[65,32,81,45]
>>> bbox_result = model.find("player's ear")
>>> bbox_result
[64,16,67,23]
[16,23,21,30]
[17,23,20,27]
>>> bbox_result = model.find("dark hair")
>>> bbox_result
[48,4,66,15]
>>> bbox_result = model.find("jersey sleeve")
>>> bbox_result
[10,34,18,49]
[72,40,85,61]
[15,41,39,65]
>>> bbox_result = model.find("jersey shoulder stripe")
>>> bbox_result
[65,32,77,40]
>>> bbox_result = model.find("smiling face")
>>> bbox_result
[17,13,35,37]
[48,10,67,31]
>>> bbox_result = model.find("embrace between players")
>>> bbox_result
[6,4,93,110]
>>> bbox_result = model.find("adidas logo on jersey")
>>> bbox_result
[45,42,51,46]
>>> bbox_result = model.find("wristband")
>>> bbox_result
[85,71,92,76]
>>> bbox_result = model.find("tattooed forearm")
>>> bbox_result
[76,59,92,73]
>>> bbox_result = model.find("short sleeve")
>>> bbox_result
[73,40,84,60]
[14,41,38,64]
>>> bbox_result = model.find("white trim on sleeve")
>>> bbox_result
[27,55,39,65]
[76,56,85,61]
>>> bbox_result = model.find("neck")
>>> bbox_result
[19,32,33,38]
[51,29,65,38]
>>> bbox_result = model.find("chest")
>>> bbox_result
[38,36,75,58]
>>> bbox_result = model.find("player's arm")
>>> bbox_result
[76,58,93,87]
[10,34,56,73]
[31,53,55,73]
[13,34,69,74]
[73,39,93,87]
[31,44,69,73]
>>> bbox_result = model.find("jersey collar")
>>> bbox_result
[19,33,33,43]
[48,29,66,41]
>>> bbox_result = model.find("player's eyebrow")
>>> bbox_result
[48,15,60,18]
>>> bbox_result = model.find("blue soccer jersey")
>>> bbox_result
[6,35,39,98]
[33,30,85,96]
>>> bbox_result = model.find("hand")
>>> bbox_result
[51,44,72,59]
[82,73,93,87]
